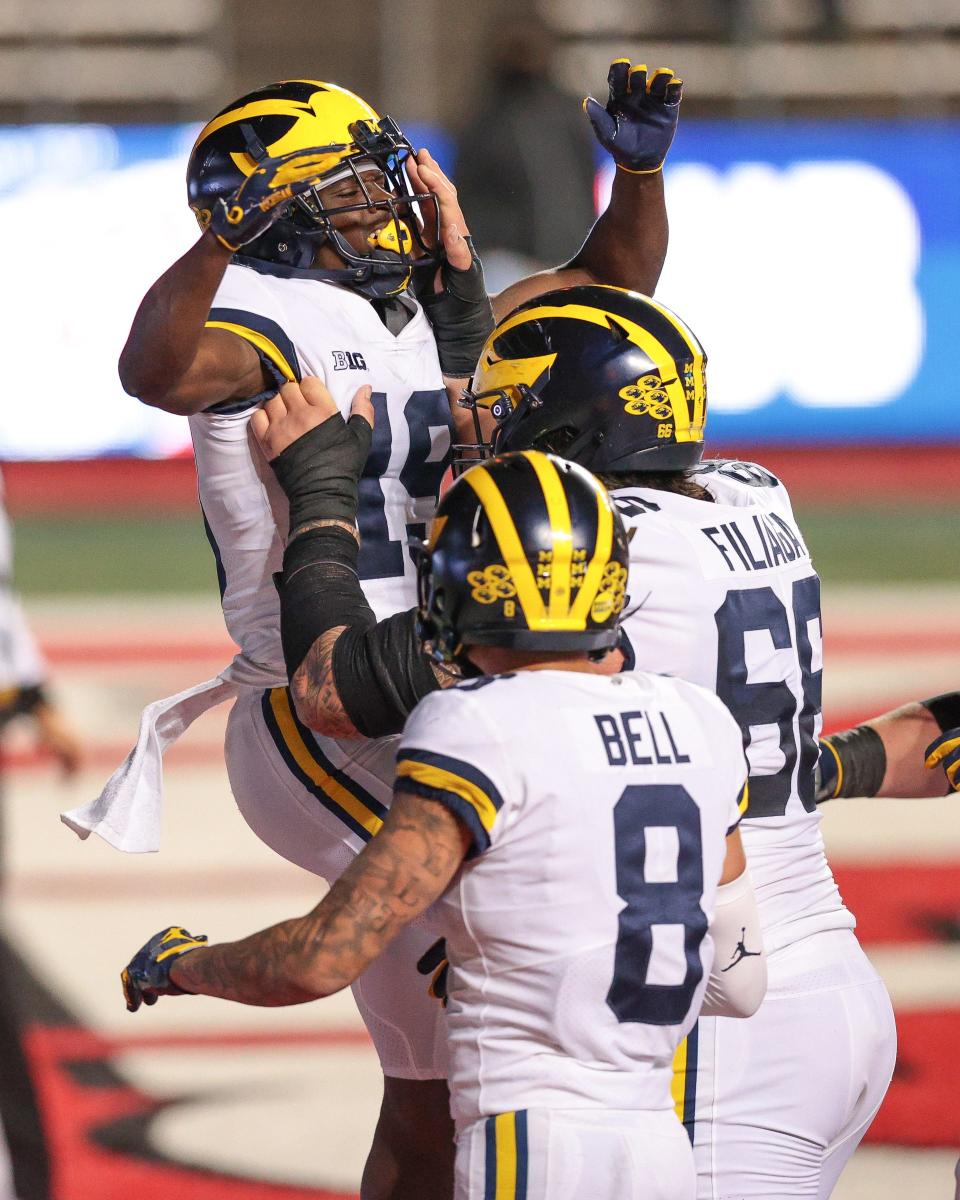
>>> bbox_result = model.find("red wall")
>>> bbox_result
[3,447,958,515]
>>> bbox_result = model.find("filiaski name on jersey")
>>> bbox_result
[701,511,809,575]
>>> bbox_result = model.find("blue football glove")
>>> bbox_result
[924,728,960,793]
[121,926,208,1013]
[583,59,683,174]
[206,147,337,252]
[416,937,449,1007]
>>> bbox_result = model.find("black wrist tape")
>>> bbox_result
[418,237,495,377]
[820,724,887,799]
[921,691,960,733]
[278,526,375,678]
[333,608,440,738]
[270,413,372,530]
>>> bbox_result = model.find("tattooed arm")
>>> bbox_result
[291,624,452,740]
[168,792,471,1005]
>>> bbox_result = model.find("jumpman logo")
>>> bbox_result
[721,928,762,972]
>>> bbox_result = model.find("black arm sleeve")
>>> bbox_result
[332,609,440,738]
[819,724,887,800]
[278,527,376,679]
[278,525,439,737]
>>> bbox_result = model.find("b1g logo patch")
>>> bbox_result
[332,350,368,371]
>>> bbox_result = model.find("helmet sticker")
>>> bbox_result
[467,564,517,604]
[620,374,674,419]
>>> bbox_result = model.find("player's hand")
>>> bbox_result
[255,378,375,532]
[407,150,494,376]
[924,728,960,793]
[583,59,682,174]
[207,148,337,252]
[406,148,472,270]
[252,378,374,461]
[121,926,208,1013]
[416,937,449,1006]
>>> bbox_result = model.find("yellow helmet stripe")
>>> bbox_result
[521,451,573,620]
[493,302,695,439]
[569,484,615,624]
[638,293,707,438]
[194,99,318,150]
[463,465,546,627]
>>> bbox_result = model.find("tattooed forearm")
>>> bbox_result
[291,626,359,738]
[170,792,470,1007]
[292,620,462,738]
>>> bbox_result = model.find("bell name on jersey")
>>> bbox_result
[396,668,747,1125]
[190,261,452,676]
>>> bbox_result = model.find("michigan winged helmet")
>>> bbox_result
[457,285,707,475]
[417,451,630,666]
[186,79,438,296]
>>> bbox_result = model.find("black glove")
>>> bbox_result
[584,59,683,174]
[207,147,336,252]
[121,926,208,1013]
[270,411,374,533]
[416,937,449,1006]
[417,237,495,377]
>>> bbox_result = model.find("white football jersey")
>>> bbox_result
[190,260,451,675]
[613,460,855,955]
[396,668,747,1125]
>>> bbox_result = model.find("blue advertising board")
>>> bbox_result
[0,120,956,456]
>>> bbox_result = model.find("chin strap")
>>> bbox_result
[243,220,415,298]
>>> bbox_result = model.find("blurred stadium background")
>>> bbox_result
[1,0,958,1196]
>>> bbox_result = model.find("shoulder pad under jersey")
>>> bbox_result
[696,460,781,489]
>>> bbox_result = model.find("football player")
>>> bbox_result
[121,450,766,1200]
[79,63,684,1200]
[257,288,897,1199]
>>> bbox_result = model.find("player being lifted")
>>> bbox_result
[72,62,685,1200]
[252,287,898,1198]
[121,450,766,1200]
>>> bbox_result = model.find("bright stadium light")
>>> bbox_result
[0,125,948,456]
[0,127,197,459]
[597,157,925,415]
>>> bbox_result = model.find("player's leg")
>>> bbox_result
[362,1078,454,1200]
[225,689,385,879]
[816,973,897,1198]
[351,916,453,1199]
[691,930,896,1199]
[455,1108,695,1199]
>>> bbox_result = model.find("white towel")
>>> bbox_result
[61,654,286,853]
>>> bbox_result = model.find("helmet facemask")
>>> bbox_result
[236,114,441,298]
[293,119,438,276]
[452,380,547,478]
